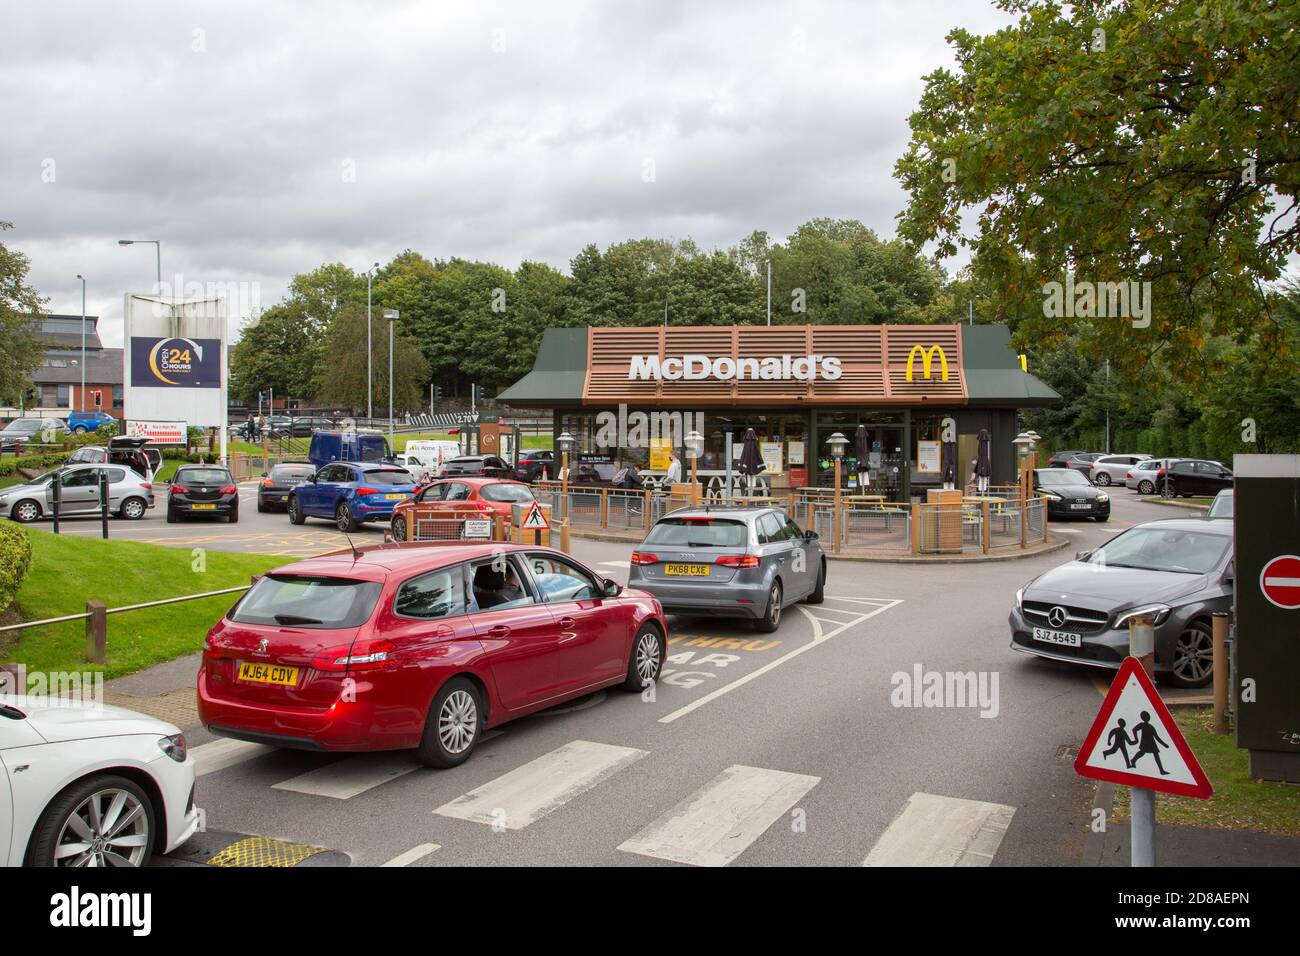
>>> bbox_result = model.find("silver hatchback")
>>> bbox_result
[1126,457,1180,494]
[627,506,825,632]
[0,463,156,522]
[1088,453,1151,487]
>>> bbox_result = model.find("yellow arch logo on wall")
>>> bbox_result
[905,344,949,381]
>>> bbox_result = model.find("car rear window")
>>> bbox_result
[480,483,534,503]
[178,468,232,484]
[271,465,316,480]
[644,517,748,548]
[362,468,413,485]
[230,575,383,628]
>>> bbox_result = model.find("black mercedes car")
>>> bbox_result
[1009,517,1232,687]
[256,461,317,512]
[1033,467,1110,521]
[168,465,240,523]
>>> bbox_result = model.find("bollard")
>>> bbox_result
[52,475,61,534]
[99,471,109,539]
[1212,612,1230,734]
[559,517,571,554]
[85,600,107,665]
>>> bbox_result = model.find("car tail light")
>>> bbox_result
[312,639,397,671]
[261,478,273,487]
[1126,472,1133,480]
[141,482,152,489]
[356,486,379,496]
[170,483,188,494]
[631,551,659,565]
[716,554,760,568]
[219,485,238,494]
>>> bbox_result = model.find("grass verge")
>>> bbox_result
[1,528,283,679]
[1112,707,1300,836]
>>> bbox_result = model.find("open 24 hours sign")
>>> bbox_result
[130,336,222,388]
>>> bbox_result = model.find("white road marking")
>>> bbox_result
[191,738,275,777]
[271,752,421,799]
[599,560,631,569]
[435,740,647,830]
[862,792,1015,867]
[381,843,441,867]
[618,765,820,866]
[657,599,902,723]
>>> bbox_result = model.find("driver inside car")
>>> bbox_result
[471,562,527,610]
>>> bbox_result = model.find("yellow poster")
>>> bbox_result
[649,439,672,470]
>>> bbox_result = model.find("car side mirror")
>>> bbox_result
[1075,549,1092,561]
[803,529,819,541]
[602,578,622,598]
[1223,561,1234,584]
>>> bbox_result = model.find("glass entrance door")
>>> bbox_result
[814,423,906,501]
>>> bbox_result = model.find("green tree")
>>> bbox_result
[0,222,46,407]
[895,0,1300,375]
[230,302,325,401]
[318,303,430,412]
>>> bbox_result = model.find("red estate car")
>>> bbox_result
[197,541,666,767]
[390,477,535,541]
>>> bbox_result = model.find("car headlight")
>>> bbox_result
[1043,491,1063,501]
[1014,586,1025,609]
[158,733,188,763]
[1097,493,1109,502]
[1113,604,1172,629]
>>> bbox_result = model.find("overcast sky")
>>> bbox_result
[2,1,1015,347]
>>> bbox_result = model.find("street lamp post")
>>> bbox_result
[116,240,161,292]
[76,275,86,412]
[765,260,772,326]
[384,309,399,451]
[365,262,379,422]
[828,431,848,553]
[685,430,705,504]
[557,430,574,554]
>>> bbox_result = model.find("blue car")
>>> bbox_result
[67,410,117,434]
[286,461,416,532]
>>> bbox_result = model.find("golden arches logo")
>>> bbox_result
[905,344,949,381]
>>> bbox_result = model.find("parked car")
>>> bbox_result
[439,455,510,479]
[1158,459,1233,498]
[1206,489,1234,520]
[1126,457,1180,495]
[168,465,240,523]
[514,449,556,482]
[308,430,390,470]
[1088,453,1151,486]
[287,461,416,531]
[272,416,334,438]
[0,417,68,449]
[1066,452,1106,476]
[628,506,825,632]
[257,462,318,512]
[0,463,155,522]
[389,477,535,541]
[65,436,160,479]
[66,410,117,434]
[1046,450,1095,468]
[0,696,199,867]
[1009,517,1233,687]
[1033,467,1110,521]
[196,541,666,767]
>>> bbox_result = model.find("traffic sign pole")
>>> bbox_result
[1131,788,1155,867]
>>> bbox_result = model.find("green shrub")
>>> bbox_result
[0,522,33,614]
[0,452,69,479]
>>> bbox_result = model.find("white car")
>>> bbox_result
[0,696,199,867]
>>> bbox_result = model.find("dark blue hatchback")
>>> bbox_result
[286,461,416,531]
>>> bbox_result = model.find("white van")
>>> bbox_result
[400,440,461,482]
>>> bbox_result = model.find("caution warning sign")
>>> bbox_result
[520,500,549,530]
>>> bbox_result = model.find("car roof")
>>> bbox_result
[660,506,771,520]
[270,541,553,580]
[1128,516,1234,536]
[433,476,521,486]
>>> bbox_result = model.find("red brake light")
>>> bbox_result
[261,478,272,487]
[170,484,188,494]
[716,555,760,568]
[219,485,238,494]
[356,486,379,496]
[631,551,659,565]
[311,639,397,672]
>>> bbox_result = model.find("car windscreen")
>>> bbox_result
[1038,469,1089,486]
[1084,527,1231,574]
[362,468,414,485]
[644,517,748,548]
[480,483,534,503]
[178,468,231,484]
[3,420,42,433]
[270,465,316,481]
[229,574,383,628]
[356,438,388,462]
[1207,494,1234,519]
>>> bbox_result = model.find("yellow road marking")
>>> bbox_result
[207,835,328,867]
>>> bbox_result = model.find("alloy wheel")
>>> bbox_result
[393,516,407,541]
[769,584,782,627]
[336,504,351,531]
[13,501,39,522]
[1095,473,1111,486]
[634,631,661,684]
[55,788,150,867]
[438,689,477,754]
[1173,626,1213,684]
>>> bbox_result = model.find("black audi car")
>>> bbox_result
[1033,467,1110,521]
[1009,517,1232,687]
[168,465,240,523]
[440,455,509,478]
[256,461,317,512]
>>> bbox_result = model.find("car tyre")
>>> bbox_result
[119,497,147,520]
[622,624,664,691]
[287,495,306,525]
[335,501,358,533]
[166,507,178,523]
[1095,514,1109,522]
[11,499,41,523]
[1094,472,1111,486]
[257,498,267,513]
[416,677,482,769]
[227,503,239,523]
[753,580,783,633]
[391,515,408,542]
[26,773,156,867]
[1138,480,1154,495]
[803,560,825,604]
[1165,620,1214,688]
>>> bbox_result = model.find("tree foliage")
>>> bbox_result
[0,222,46,406]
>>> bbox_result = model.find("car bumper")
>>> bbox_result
[170,497,238,515]
[147,748,201,855]
[1045,499,1110,519]
[1008,604,1188,675]
[628,573,767,619]
[259,490,293,508]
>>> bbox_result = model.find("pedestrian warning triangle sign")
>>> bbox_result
[520,500,549,530]
[1074,657,1213,799]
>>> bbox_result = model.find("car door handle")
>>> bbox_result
[557,617,576,628]
[487,624,511,637]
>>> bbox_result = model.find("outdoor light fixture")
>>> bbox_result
[684,430,705,459]
[827,431,849,458]
[557,431,575,454]
[117,239,161,291]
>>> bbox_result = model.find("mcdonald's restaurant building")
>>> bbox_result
[498,324,1061,502]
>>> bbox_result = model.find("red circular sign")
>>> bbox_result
[1260,554,1300,610]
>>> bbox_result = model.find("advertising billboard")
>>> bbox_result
[130,337,222,389]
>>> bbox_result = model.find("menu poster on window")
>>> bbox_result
[761,441,784,475]
[917,440,941,474]
[788,440,805,465]
[649,438,672,470]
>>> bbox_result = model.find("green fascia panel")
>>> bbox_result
[961,326,1061,406]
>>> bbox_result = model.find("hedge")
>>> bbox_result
[0,452,70,479]
[0,522,33,615]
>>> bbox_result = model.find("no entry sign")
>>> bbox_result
[1260,554,1300,610]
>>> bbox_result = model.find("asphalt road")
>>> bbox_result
[116,485,1213,867]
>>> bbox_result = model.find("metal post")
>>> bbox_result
[52,474,61,534]
[85,600,107,665]
[99,471,109,539]
[77,275,86,412]
[833,458,842,554]
[1212,612,1230,733]
[367,269,373,422]
[388,317,394,451]
[1128,614,1157,866]
[765,260,771,326]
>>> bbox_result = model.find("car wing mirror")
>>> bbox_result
[602,577,622,598]
[804,529,819,540]
[1075,549,1092,561]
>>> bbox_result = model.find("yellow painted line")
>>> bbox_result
[207,835,328,868]
[666,636,783,652]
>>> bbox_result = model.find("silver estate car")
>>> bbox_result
[0,463,155,522]
[628,506,825,632]
[1126,457,1180,494]
[1087,453,1151,486]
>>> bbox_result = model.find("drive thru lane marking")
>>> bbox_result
[657,597,902,724]
[862,792,1015,867]
[381,843,441,867]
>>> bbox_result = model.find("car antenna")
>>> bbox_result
[342,531,362,561]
